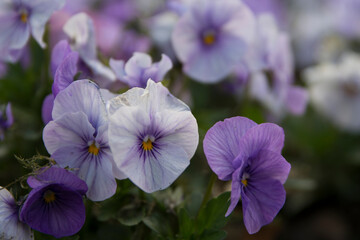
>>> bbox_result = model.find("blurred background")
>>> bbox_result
[1,0,360,239]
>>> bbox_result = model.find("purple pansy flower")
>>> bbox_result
[107,80,199,193]
[0,0,65,62]
[245,14,308,118]
[203,116,291,234]
[0,187,33,240]
[0,103,14,141]
[43,80,125,201]
[20,167,87,238]
[110,52,172,88]
[171,0,255,83]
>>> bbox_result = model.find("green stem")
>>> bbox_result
[196,173,217,218]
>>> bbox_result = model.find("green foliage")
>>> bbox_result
[177,192,231,240]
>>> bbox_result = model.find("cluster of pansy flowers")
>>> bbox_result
[0,0,300,238]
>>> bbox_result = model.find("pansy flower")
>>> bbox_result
[0,0,65,62]
[0,187,33,240]
[20,167,87,238]
[203,116,290,234]
[107,80,199,193]
[171,0,255,83]
[110,52,172,88]
[63,13,117,89]
[305,52,360,132]
[43,80,125,201]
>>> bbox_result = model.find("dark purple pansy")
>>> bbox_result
[20,167,87,238]
[203,116,290,234]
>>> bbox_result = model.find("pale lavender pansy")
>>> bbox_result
[0,0,65,62]
[20,167,87,238]
[43,80,125,201]
[171,0,255,83]
[107,79,199,193]
[246,14,308,118]
[0,187,33,240]
[63,13,117,89]
[203,116,290,234]
[110,52,172,88]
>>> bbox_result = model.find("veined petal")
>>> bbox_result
[0,187,33,240]
[27,167,88,195]
[225,167,242,216]
[20,184,85,238]
[121,142,189,193]
[43,111,96,154]
[249,150,291,184]
[52,80,107,129]
[77,153,117,201]
[241,178,286,234]
[203,117,257,180]
[235,123,284,163]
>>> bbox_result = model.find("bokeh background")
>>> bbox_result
[1,0,360,239]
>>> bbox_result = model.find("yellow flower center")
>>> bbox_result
[241,179,248,187]
[20,12,28,23]
[142,139,153,151]
[203,32,216,45]
[88,142,100,155]
[43,190,56,203]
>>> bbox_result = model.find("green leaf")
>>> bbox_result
[117,203,145,226]
[178,208,194,238]
[197,192,231,233]
[142,210,176,239]
[199,230,227,240]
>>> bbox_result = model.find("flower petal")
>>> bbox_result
[20,184,85,238]
[52,80,107,129]
[43,111,95,154]
[235,123,284,167]
[27,167,88,195]
[52,51,79,96]
[203,117,257,180]
[50,40,72,77]
[41,94,54,125]
[241,178,286,234]
[29,0,66,48]
[0,187,33,240]
[249,150,291,184]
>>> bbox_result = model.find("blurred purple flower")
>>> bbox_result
[63,13,117,89]
[171,0,255,83]
[0,187,33,240]
[203,116,290,234]
[246,14,308,118]
[43,80,125,201]
[110,52,172,88]
[0,0,65,62]
[20,167,87,238]
[107,80,199,193]
[0,103,14,141]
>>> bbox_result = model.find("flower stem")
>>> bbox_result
[196,172,217,218]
